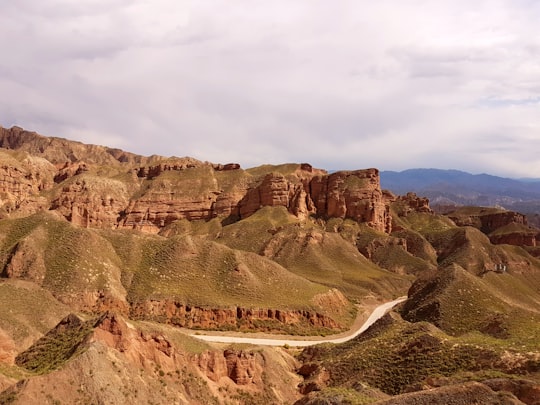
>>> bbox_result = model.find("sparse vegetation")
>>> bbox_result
[302,313,539,396]
[0,130,539,403]
[15,314,94,374]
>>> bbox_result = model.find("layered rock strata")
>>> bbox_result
[0,125,397,233]
[129,300,341,331]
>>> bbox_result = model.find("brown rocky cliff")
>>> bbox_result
[0,125,157,166]
[91,312,179,370]
[310,169,392,233]
[49,176,130,229]
[120,165,393,233]
[448,209,538,248]
[359,236,408,260]
[390,192,433,228]
[0,126,395,233]
[195,349,264,385]
[129,300,342,331]
[396,192,432,214]
[4,311,302,404]
[490,231,539,247]
[0,153,56,215]
[448,210,527,234]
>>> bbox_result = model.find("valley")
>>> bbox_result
[0,125,539,404]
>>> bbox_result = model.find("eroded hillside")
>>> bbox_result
[0,125,539,404]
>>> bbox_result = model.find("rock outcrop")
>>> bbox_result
[447,208,540,248]
[310,169,392,232]
[0,126,401,233]
[449,209,528,234]
[195,349,264,385]
[397,192,433,214]
[0,152,56,216]
[359,236,408,260]
[490,230,539,247]
[0,125,154,166]
[129,300,342,331]
[50,176,130,228]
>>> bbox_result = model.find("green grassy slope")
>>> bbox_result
[216,207,411,302]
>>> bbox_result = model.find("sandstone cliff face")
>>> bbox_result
[396,192,432,214]
[0,153,56,216]
[0,125,398,233]
[195,349,264,385]
[50,176,130,229]
[129,300,342,331]
[0,125,156,166]
[449,210,528,234]
[311,169,392,233]
[490,232,539,247]
[6,311,301,404]
[447,209,539,248]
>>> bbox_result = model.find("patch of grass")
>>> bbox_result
[0,281,70,346]
[15,314,95,374]
[246,163,304,178]
[304,314,539,396]
[218,210,410,302]
[300,387,382,405]
[401,212,457,235]
[39,220,123,295]
[100,220,341,334]
[0,362,30,380]
[0,214,45,268]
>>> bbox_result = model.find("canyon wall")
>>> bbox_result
[0,126,396,233]
[129,300,342,331]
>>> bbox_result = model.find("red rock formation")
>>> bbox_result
[213,163,241,171]
[238,173,292,218]
[120,166,393,233]
[310,169,391,233]
[449,210,528,234]
[0,153,55,215]
[135,160,203,179]
[359,236,408,260]
[50,177,129,228]
[490,232,538,247]
[53,161,89,183]
[0,125,396,233]
[396,192,432,214]
[483,378,540,405]
[447,209,540,248]
[129,300,342,331]
[0,125,154,166]
[0,329,16,365]
[297,363,330,394]
[194,349,264,385]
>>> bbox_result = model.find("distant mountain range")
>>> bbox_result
[380,168,540,225]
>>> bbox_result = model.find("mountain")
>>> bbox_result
[0,125,539,404]
[381,168,540,211]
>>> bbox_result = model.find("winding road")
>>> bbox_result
[188,296,407,347]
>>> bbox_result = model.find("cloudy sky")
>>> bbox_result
[1,1,539,177]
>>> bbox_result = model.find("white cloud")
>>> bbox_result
[1,0,539,177]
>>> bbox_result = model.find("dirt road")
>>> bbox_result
[189,296,406,347]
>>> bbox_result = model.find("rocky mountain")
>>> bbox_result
[381,168,540,228]
[0,125,539,404]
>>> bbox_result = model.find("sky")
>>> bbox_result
[1,1,539,178]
